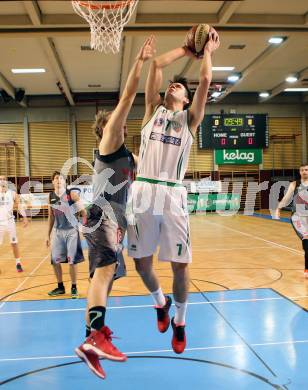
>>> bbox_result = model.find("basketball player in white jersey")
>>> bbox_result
[127,28,220,353]
[275,163,308,277]
[0,176,28,272]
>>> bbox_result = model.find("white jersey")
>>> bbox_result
[138,105,194,183]
[0,190,15,224]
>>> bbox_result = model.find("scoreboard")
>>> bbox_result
[199,114,268,149]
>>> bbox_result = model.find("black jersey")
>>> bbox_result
[90,144,135,224]
[49,189,76,230]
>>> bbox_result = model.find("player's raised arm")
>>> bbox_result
[189,27,220,134]
[143,45,187,126]
[99,36,155,155]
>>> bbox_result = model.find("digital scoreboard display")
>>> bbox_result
[198,114,269,149]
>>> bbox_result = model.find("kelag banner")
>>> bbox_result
[215,149,262,164]
[187,193,241,213]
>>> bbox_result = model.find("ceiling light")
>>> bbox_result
[268,37,284,44]
[285,75,298,83]
[212,67,235,71]
[259,92,270,98]
[212,92,222,98]
[284,88,308,92]
[228,74,240,82]
[11,68,46,74]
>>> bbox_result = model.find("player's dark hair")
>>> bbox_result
[51,171,65,181]
[92,110,112,140]
[300,162,308,168]
[171,75,192,110]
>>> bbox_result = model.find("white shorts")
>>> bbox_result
[0,219,18,245]
[127,180,192,263]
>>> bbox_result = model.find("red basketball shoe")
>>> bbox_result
[155,295,172,333]
[75,345,106,379]
[77,326,127,361]
[171,317,186,354]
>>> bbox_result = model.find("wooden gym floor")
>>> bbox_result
[0,212,307,309]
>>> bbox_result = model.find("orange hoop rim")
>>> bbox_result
[74,0,136,10]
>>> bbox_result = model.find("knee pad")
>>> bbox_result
[303,239,308,252]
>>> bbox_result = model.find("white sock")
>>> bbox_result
[15,258,21,265]
[174,301,188,325]
[151,288,166,307]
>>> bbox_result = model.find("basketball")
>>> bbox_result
[184,24,210,58]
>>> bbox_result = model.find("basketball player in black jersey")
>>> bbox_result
[275,163,308,277]
[75,36,155,379]
[47,171,86,299]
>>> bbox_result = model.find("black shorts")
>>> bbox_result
[84,207,127,280]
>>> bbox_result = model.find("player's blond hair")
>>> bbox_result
[92,110,112,140]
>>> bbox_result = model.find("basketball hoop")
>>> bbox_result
[72,1,138,53]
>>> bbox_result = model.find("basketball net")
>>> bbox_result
[72,1,138,53]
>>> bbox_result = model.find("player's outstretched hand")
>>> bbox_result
[136,35,156,61]
[46,237,50,247]
[204,27,220,54]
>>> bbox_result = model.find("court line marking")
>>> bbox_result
[1,339,308,362]
[1,295,308,315]
[192,246,271,251]
[205,221,303,255]
[0,257,47,261]
[0,254,49,310]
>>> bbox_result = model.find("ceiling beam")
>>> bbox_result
[216,37,290,103]
[1,26,308,39]
[136,13,218,25]
[228,13,305,26]
[40,38,75,106]
[23,0,74,105]
[217,1,242,24]
[0,73,15,98]
[269,81,294,100]
[1,12,308,28]
[0,73,27,107]
[13,1,40,106]
[262,66,308,102]
[0,15,31,26]
[23,0,41,26]
[179,58,195,79]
